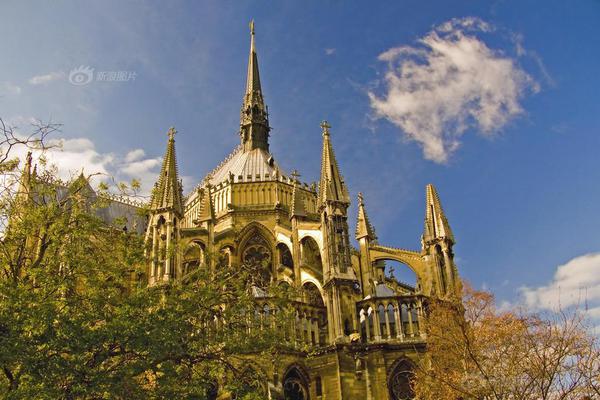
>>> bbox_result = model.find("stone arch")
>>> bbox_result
[302,282,324,308]
[283,364,310,400]
[218,245,233,268]
[300,236,323,280]
[298,231,322,251]
[387,358,416,400]
[237,222,276,253]
[369,247,427,293]
[276,242,294,270]
[379,259,419,290]
[182,240,206,276]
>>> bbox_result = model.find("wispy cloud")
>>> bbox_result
[369,17,538,163]
[520,252,600,326]
[0,81,22,95]
[325,48,336,56]
[28,71,64,85]
[10,131,195,197]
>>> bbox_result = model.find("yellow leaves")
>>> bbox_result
[413,284,600,400]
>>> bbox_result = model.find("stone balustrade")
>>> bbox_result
[356,295,427,343]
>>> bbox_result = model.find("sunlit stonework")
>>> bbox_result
[144,22,462,400]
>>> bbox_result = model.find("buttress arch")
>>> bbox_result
[368,245,430,295]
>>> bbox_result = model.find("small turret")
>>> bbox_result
[146,127,184,283]
[318,121,350,207]
[422,184,460,298]
[423,184,454,244]
[149,127,183,216]
[355,192,376,241]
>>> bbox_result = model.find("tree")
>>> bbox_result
[413,285,600,400]
[0,120,293,399]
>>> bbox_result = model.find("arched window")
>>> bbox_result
[387,304,397,337]
[182,241,205,276]
[277,243,294,269]
[302,282,324,307]
[378,304,387,338]
[360,308,367,341]
[283,367,309,400]
[401,304,410,335]
[300,236,323,278]
[388,360,415,400]
[241,232,272,287]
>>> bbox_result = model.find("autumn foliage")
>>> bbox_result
[414,285,600,400]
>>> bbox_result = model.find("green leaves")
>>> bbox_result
[0,173,284,399]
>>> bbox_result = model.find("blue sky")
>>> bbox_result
[1,1,599,322]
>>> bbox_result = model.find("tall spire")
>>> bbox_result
[318,121,350,207]
[423,184,454,243]
[240,20,270,152]
[246,19,261,98]
[150,127,183,215]
[355,193,376,240]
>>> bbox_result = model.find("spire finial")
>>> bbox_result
[358,192,364,206]
[320,120,331,137]
[168,126,177,140]
[240,20,270,152]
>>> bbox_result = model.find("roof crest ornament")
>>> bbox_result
[320,120,331,137]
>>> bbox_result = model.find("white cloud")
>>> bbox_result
[0,81,22,95]
[369,17,538,163]
[325,48,336,56]
[125,149,146,163]
[520,252,600,317]
[28,71,64,85]
[8,133,171,197]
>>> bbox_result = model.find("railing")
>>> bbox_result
[253,298,328,347]
[356,295,427,343]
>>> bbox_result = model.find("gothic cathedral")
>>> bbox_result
[145,23,462,400]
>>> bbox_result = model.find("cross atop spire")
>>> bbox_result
[320,120,331,136]
[240,20,270,152]
[167,126,177,140]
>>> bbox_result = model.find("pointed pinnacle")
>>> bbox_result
[424,184,454,243]
[356,192,376,240]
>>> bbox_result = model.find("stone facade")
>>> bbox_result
[144,23,462,400]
